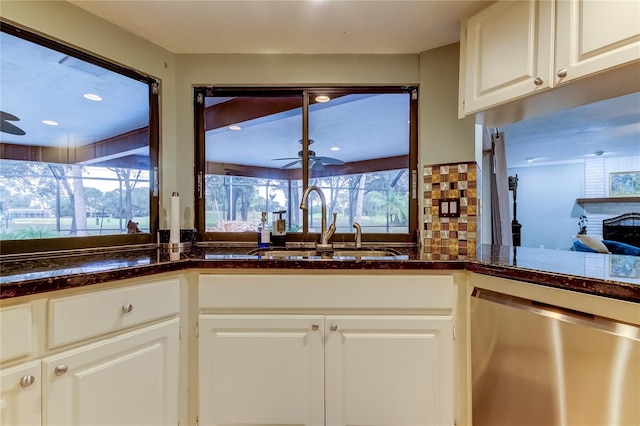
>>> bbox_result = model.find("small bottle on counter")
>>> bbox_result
[272,210,287,247]
[258,211,271,248]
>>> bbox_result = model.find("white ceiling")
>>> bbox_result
[503,92,640,168]
[67,0,493,55]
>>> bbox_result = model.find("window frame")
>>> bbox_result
[0,22,160,255]
[194,86,418,244]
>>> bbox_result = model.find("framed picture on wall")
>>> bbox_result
[610,171,640,197]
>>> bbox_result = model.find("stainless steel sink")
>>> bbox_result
[247,247,401,259]
[251,249,320,258]
[331,249,400,258]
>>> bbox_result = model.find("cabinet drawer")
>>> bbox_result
[199,274,454,312]
[0,304,32,362]
[49,278,180,348]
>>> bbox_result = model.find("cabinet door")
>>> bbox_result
[462,0,554,114]
[0,360,41,426]
[325,316,454,426]
[555,0,640,84]
[199,315,324,426]
[42,319,179,426]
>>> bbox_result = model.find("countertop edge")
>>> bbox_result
[2,255,638,303]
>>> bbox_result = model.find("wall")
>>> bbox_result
[419,44,477,166]
[507,162,584,250]
[419,44,479,255]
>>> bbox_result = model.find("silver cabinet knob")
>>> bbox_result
[311,323,320,330]
[330,323,338,331]
[19,375,35,388]
[533,77,544,86]
[121,303,133,314]
[54,364,68,376]
[557,68,568,78]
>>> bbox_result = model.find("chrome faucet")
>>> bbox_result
[353,222,362,248]
[300,185,335,251]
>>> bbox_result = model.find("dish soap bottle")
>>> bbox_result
[258,211,271,248]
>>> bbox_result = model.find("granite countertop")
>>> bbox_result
[1,244,639,303]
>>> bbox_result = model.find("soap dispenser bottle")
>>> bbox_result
[272,210,287,247]
[258,211,271,248]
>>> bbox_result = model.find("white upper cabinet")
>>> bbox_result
[555,0,640,85]
[460,0,640,116]
[461,0,554,114]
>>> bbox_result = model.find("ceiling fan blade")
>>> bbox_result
[271,157,299,161]
[316,156,345,165]
[1,111,26,135]
[280,160,300,169]
[311,161,324,171]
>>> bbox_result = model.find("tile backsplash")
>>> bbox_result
[422,162,479,258]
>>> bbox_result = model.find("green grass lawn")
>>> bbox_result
[1,216,150,239]
[205,210,407,234]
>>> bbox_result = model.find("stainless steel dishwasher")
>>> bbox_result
[471,288,640,426]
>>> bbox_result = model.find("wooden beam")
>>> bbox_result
[0,127,149,165]
[205,155,409,180]
[203,94,348,131]
[205,97,302,131]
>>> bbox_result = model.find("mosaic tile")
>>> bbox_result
[422,161,480,254]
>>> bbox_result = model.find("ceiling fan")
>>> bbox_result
[272,140,345,171]
[1,111,26,136]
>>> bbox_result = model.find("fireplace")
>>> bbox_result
[603,213,640,247]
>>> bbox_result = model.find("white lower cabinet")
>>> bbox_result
[325,315,453,426]
[42,319,179,426]
[199,313,453,426]
[199,315,325,426]
[198,274,456,426]
[0,360,41,426]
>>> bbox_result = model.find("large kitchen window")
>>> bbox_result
[194,87,418,243]
[0,23,159,254]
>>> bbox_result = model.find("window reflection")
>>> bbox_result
[199,88,414,240]
[0,26,155,248]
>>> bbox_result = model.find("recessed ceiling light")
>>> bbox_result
[315,95,330,103]
[229,125,241,131]
[42,120,59,126]
[525,157,534,163]
[83,93,102,101]
[330,146,340,151]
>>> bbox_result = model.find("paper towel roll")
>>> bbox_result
[170,192,180,244]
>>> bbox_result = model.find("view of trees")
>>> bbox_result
[205,169,408,233]
[0,160,150,239]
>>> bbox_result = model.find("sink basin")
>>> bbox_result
[251,249,320,258]
[332,250,400,258]
[247,247,402,259]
